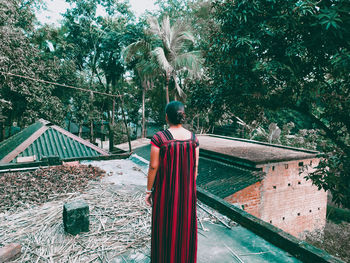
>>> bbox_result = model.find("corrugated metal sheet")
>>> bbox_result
[0,122,44,161]
[197,157,263,198]
[12,127,101,162]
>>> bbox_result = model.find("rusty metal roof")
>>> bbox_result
[0,119,108,164]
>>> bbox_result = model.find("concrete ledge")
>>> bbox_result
[0,161,52,173]
[197,186,344,263]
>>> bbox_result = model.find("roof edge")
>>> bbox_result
[201,134,319,155]
[197,187,344,263]
[0,126,48,163]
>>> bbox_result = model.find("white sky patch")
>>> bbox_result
[129,0,157,17]
[36,0,70,25]
[36,0,158,25]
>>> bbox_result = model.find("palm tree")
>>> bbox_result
[147,15,203,103]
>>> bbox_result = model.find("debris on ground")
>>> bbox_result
[0,165,106,213]
[0,181,151,262]
[0,160,238,262]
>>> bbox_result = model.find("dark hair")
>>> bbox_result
[165,101,185,125]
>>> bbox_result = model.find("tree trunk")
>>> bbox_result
[79,123,83,138]
[90,121,94,143]
[142,87,146,138]
[165,73,170,104]
[118,93,132,153]
[197,115,199,132]
[100,117,104,141]
[7,116,12,139]
[0,122,3,142]
[68,115,72,133]
[109,98,115,152]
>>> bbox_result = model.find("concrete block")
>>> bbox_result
[0,243,21,262]
[63,200,89,235]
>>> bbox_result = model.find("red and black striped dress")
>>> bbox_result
[150,129,199,263]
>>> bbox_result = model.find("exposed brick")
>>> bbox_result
[225,157,327,238]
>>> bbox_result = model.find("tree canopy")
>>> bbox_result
[207,0,350,208]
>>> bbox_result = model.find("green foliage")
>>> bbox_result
[207,0,350,208]
[305,222,350,262]
[0,0,67,127]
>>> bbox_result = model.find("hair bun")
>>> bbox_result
[165,101,185,125]
[176,111,186,124]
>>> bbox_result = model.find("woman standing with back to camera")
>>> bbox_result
[145,101,200,263]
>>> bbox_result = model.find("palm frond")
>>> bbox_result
[170,22,195,51]
[152,47,173,74]
[147,16,161,37]
[136,57,160,78]
[161,16,172,51]
[172,72,186,99]
[173,51,203,78]
[122,39,152,64]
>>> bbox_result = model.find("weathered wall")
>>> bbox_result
[224,181,262,218]
[225,158,327,238]
[259,158,327,238]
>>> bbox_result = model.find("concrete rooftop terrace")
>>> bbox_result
[198,134,318,165]
[86,157,301,263]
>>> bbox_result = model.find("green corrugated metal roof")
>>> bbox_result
[0,119,108,163]
[197,157,262,198]
[0,121,44,161]
[11,128,101,162]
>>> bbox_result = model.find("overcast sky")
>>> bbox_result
[36,0,158,25]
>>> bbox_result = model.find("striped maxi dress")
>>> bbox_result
[150,129,199,263]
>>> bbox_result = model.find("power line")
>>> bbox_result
[0,71,121,98]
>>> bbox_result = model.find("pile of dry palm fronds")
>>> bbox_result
[0,181,151,262]
[0,165,106,213]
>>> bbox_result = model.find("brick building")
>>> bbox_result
[197,134,327,238]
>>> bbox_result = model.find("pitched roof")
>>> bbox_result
[0,119,109,164]
[197,156,264,198]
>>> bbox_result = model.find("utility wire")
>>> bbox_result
[0,71,121,98]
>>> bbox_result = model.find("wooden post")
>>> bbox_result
[109,98,115,152]
[118,92,132,153]
[142,87,146,138]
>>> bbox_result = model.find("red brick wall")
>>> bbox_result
[224,181,262,218]
[260,158,327,238]
[225,158,327,238]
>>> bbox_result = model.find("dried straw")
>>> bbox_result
[0,169,236,262]
[0,181,151,262]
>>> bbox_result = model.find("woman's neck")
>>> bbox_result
[169,124,182,129]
